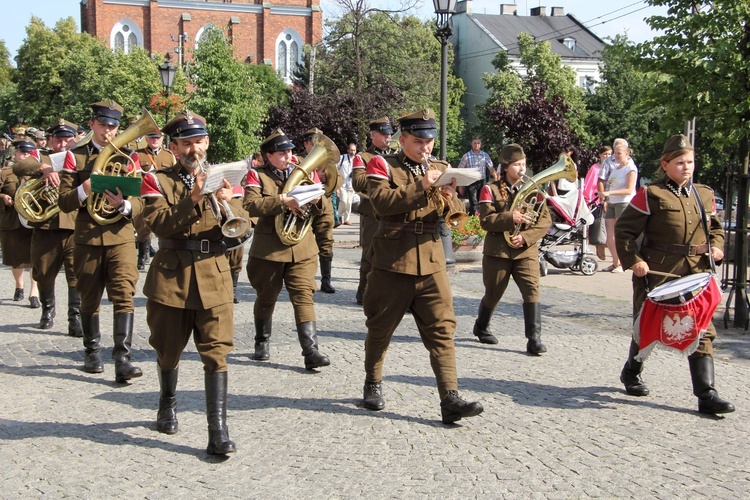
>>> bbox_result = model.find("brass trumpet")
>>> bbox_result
[421,154,468,230]
[199,160,251,238]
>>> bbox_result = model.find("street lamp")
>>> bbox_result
[433,0,457,161]
[158,56,177,124]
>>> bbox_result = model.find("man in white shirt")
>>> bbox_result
[337,143,357,225]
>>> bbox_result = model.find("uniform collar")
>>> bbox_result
[665,178,692,197]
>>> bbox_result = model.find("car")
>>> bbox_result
[715,195,725,211]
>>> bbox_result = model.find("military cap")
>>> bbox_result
[47,120,78,138]
[302,127,323,142]
[12,139,36,153]
[35,130,46,140]
[498,143,525,165]
[25,127,38,139]
[77,125,86,135]
[145,131,163,138]
[261,128,295,153]
[162,110,208,139]
[398,109,437,139]
[662,134,693,155]
[90,100,124,126]
[369,117,394,135]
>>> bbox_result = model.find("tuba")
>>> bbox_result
[15,177,61,223]
[87,109,160,225]
[275,132,340,246]
[504,153,576,248]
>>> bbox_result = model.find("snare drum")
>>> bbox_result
[647,273,713,305]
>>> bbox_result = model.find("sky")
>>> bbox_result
[2,0,668,63]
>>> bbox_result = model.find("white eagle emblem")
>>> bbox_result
[662,313,694,342]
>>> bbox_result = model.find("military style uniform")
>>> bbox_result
[361,109,483,424]
[615,134,734,415]
[57,100,143,383]
[352,118,396,304]
[13,119,81,335]
[243,128,330,370]
[473,144,551,354]
[0,164,34,269]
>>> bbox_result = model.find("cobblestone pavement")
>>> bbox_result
[1,218,749,497]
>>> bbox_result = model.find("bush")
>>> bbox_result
[451,215,486,245]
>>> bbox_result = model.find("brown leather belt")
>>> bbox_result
[380,220,438,235]
[158,238,227,254]
[646,241,708,256]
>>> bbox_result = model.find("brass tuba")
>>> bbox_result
[275,132,340,246]
[87,108,160,225]
[15,177,61,223]
[504,153,576,248]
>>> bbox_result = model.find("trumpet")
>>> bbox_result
[200,160,251,238]
[421,154,468,230]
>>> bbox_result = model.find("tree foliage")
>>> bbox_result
[188,27,269,162]
[0,40,12,85]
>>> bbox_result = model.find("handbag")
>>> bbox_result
[589,204,607,245]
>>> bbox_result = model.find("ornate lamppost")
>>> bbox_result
[158,56,177,125]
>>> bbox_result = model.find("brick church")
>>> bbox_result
[80,0,322,83]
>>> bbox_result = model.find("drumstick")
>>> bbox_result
[648,270,681,278]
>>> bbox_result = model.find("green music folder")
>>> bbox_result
[89,175,142,197]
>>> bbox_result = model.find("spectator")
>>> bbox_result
[457,138,495,215]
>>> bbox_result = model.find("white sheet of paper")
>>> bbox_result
[49,152,67,172]
[200,160,249,194]
[287,182,325,205]
[434,167,483,187]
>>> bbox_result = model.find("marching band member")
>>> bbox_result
[616,134,734,415]
[472,144,552,354]
[141,110,247,455]
[361,109,483,424]
[0,139,39,307]
[243,129,331,370]
[351,117,395,305]
[58,100,144,383]
[12,119,81,334]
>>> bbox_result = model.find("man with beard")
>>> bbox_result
[243,129,331,370]
[140,110,247,455]
[13,119,81,335]
[351,117,395,305]
[58,100,144,383]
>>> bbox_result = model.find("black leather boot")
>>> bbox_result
[620,340,650,396]
[157,365,179,435]
[38,288,55,330]
[232,273,240,304]
[67,287,83,338]
[251,317,272,361]
[440,390,484,424]
[205,371,236,455]
[319,256,335,293]
[363,380,385,410]
[473,301,498,344]
[137,241,149,271]
[296,321,330,369]
[524,302,547,355]
[112,312,143,383]
[688,356,735,414]
[82,314,104,373]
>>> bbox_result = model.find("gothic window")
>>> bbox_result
[276,29,303,84]
[109,19,143,54]
[195,25,218,48]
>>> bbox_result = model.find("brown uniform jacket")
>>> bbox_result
[243,165,322,263]
[136,147,176,173]
[479,181,551,260]
[12,155,77,230]
[353,145,395,218]
[141,166,249,309]
[58,144,144,246]
[0,166,22,230]
[366,153,463,276]
[615,180,723,275]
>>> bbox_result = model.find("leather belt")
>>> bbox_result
[158,238,227,254]
[646,241,708,256]
[379,220,438,235]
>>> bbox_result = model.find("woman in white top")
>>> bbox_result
[599,145,638,272]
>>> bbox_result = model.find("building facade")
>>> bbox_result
[452,1,605,126]
[80,0,322,83]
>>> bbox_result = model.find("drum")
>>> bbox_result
[647,273,713,304]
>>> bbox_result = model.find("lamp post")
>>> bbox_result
[158,56,177,125]
[434,0,458,267]
[433,0,456,161]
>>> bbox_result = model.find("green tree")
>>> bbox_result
[0,40,12,84]
[188,27,268,162]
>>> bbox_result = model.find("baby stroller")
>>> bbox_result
[538,188,597,276]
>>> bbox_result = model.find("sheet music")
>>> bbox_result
[287,183,325,205]
[200,160,249,194]
[49,152,67,172]
[433,167,483,187]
